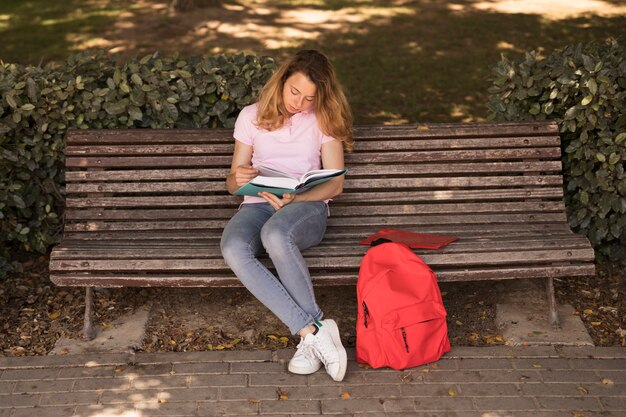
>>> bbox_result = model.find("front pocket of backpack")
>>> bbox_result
[381,301,448,369]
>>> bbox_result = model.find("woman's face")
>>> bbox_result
[282,72,317,115]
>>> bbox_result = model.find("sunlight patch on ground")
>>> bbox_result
[470,0,626,20]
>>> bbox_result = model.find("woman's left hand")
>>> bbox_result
[258,192,297,212]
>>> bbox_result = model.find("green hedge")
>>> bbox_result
[0,51,276,276]
[487,39,626,263]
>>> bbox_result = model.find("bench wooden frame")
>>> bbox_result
[50,121,596,340]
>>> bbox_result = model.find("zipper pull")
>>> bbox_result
[362,301,369,328]
[401,327,409,353]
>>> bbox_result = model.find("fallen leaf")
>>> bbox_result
[277,389,289,400]
[158,398,168,404]
[576,386,589,395]
[571,412,587,417]
[591,322,602,326]
[532,364,542,368]
[583,309,594,315]
[248,399,260,404]
[455,320,463,326]
[448,387,458,397]
[267,335,278,341]
[600,378,614,386]
[431,363,439,369]
[48,311,60,319]
[416,125,430,130]
[340,391,351,398]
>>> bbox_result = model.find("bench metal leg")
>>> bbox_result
[546,277,561,329]
[83,287,96,341]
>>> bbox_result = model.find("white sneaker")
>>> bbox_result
[288,337,322,375]
[309,319,347,382]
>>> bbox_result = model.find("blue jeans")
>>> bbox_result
[220,202,328,335]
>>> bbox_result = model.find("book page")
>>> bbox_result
[300,169,345,183]
[256,166,297,180]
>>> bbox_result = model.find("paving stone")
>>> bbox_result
[153,388,218,403]
[447,346,558,359]
[0,381,15,394]
[171,362,229,375]
[0,409,12,417]
[273,386,341,400]
[520,382,591,396]
[249,372,308,386]
[595,370,626,384]
[568,359,626,370]
[421,370,483,383]
[230,362,285,374]
[100,389,162,404]
[219,386,279,401]
[189,374,247,388]
[260,399,321,414]
[473,396,538,410]
[479,369,543,383]
[197,400,259,416]
[130,375,189,390]
[413,397,475,411]
[57,366,117,379]
[0,393,40,407]
[456,358,515,370]
[599,396,626,410]
[13,379,74,394]
[339,383,402,399]
[535,396,603,410]
[540,370,602,383]
[135,401,197,416]
[116,364,173,377]
[1,368,59,381]
[0,354,128,369]
[72,377,131,391]
[513,358,573,370]
[456,383,521,396]
[74,404,139,417]
[321,398,385,413]
[362,371,424,384]
[40,391,101,406]
[382,398,417,412]
[559,346,626,359]
[12,406,76,417]
[308,371,365,386]
[400,383,458,397]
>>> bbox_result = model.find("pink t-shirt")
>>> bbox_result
[233,103,335,204]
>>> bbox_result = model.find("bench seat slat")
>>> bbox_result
[50,247,594,273]
[49,263,594,288]
[50,237,596,260]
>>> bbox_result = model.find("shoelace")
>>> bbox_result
[296,340,318,363]
[310,336,337,365]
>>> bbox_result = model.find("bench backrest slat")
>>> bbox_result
[63,121,566,242]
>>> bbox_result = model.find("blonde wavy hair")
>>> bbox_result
[255,50,354,152]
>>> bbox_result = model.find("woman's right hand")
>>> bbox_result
[233,165,260,186]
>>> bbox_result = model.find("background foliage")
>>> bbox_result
[0,51,276,275]
[487,39,626,263]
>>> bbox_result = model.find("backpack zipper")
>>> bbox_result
[362,301,370,328]
[401,327,409,352]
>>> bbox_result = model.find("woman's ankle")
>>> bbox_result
[298,325,317,338]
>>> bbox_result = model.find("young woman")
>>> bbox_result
[220,50,354,381]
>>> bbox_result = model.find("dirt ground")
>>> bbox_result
[1,254,623,356]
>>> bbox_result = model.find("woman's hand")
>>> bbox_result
[258,192,297,211]
[233,165,259,187]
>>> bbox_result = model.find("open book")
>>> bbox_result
[233,165,348,197]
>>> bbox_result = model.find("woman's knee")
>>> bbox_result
[260,223,291,255]
[220,232,251,265]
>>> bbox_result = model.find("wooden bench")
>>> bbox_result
[49,121,596,339]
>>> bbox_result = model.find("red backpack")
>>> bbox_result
[356,241,450,370]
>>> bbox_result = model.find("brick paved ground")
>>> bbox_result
[0,346,624,417]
